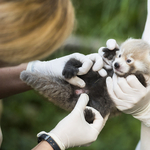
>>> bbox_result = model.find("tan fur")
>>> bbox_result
[0,0,75,66]
[121,39,150,61]
[114,39,150,76]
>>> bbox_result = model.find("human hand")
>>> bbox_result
[38,94,109,149]
[98,39,119,70]
[86,53,107,77]
[26,53,95,88]
[106,74,150,127]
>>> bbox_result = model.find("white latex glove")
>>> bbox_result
[27,53,94,88]
[38,94,109,150]
[98,39,119,70]
[86,53,107,77]
[106,74,150,127]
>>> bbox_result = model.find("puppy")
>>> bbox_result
[20,39,148,123]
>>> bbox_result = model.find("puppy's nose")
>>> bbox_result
[114,62,120,69]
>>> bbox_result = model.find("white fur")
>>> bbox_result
[134,61,146,72]
[113,57,130,75]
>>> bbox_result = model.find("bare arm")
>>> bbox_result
[0,63,32,99]
[32,141,54,150]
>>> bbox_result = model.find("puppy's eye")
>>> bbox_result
[118,54,121,58]
[126,59,132,63]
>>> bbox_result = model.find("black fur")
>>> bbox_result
[62,55,146,123]
[103,48,119,60]
[20,49,146,124]
[63,58,116,123]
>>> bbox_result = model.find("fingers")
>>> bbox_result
[87,53,107,77]
[106,76,118,102]
[114,75,137,95]
[106,74,145,112]
[106,39,119,50]
[98,47,105,57]
[126,75,145,90]
[66,76,86,88]
[112,74,125,100]
[106,76,126,107]
[87,53,104,71]
[74,94,89,111]
[73,53,93,75]
[98,69,107,77]
[78,60,93,75]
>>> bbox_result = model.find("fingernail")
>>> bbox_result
[106,39,116,50]
[99,69,107,77]
[77,80,85,88]
[81,93,89,100]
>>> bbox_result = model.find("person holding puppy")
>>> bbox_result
[98,1,150,149]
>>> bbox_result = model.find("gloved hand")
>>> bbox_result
[86,53,107,77]
[27,53,104,88]
[37,94,109,150]
[106,74,150,127]
[98,39,119,70]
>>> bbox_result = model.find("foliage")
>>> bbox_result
[72,0,147,40]
[1,0,147,149]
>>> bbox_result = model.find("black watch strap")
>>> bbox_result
[38,134,61,150]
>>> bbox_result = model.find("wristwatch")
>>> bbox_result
[37,133,61,150]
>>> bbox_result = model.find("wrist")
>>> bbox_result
[37,131,65,150]
[33,141,54,150]
[27,60,51,75]
[26,60,41,72]
[27,60,60,76]
[132,102,150,127]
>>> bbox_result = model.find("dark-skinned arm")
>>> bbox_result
[0,63,32,99]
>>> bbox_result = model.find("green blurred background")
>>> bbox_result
[1,0,147,149]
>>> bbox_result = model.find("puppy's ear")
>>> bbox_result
[126,37,133,41]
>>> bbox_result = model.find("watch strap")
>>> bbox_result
[38,133,61,150]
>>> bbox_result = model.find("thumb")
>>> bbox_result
[66,76,86,88]
[106,76,118,102]
[106,39,119,50]
[89,106,109,133]
[74,93,89,111]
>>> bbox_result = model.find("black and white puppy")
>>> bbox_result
[20,39,147,123]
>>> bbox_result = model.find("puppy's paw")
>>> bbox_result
[84,108,95,124]
[62,58,82,79]
[103,48,119,60]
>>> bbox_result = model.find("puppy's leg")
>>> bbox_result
[62,58,82,79]
[20,71,75,111]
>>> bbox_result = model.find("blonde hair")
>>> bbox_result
[0,0,75,65]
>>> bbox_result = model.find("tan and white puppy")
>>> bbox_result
[113,39,150,78]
